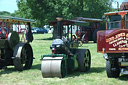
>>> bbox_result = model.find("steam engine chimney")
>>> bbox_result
[120,0,128,10]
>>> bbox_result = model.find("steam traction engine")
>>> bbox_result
[97,2,128,78]
[0,15,34,71]
[75,17,102,43]
[41,18,91,78]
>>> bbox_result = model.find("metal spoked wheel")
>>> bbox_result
[84,50,91,72]
[13,43,33,71]
[21,44,33,69]
[77,49,91,72]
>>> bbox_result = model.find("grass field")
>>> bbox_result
[0,34,128,85]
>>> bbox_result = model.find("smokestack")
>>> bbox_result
[56,17,63,39]
[120,0,128,10]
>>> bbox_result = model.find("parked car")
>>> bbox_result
[48,28,53,33]
[31,28,37,33]
[42,28,48,33]
[32,27,47,34]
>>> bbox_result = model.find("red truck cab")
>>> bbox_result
[97,2,128,78]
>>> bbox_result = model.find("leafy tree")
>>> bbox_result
[0,11,11,16]
[16,0,114,27]
[0,11,21,17]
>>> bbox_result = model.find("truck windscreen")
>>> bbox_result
[107,15,121,29]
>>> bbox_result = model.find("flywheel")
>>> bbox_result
[8,31,19,50]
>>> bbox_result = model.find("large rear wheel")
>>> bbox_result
[13,43,33,71]
[84,49,91,72]
[77,49,91,72]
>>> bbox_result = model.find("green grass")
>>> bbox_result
[0,34,128,85]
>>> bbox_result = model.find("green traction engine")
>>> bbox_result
[41,18,91,78]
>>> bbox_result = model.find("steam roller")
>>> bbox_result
[41,56,67,78]
[41,17,91,78]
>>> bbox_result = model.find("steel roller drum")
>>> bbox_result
[41,57,66,78]
[8,31,19,50]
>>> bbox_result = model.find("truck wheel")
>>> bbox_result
[93,29,98,43]
[106,60,120,78]
[13,43,33,71]
[76,49,91,72]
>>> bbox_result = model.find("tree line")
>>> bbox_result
[1,0,115,27]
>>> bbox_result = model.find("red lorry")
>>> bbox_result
[97,2,128,78]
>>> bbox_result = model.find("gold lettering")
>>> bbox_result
[118,48,128,50]
[106,37,114,42]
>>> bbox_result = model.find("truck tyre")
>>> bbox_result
[106,60,120,78]
[93,29,98,43]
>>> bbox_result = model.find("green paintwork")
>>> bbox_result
[41,54,67,59]
[41,53,78,71]
[0,39,9,49]
[70,42,79,49]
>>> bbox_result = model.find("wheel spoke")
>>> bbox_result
[85,63,89,67]
[21,47,28,66]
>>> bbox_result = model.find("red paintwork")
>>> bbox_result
[118,11,127,17]
[0,19,30,42]
[120,2,128,10]
[97,29,128,53]
[97,31,105,52]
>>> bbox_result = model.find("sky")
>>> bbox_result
[0,0,18,13]
[0,0,127,13]
[112,0,126,8]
